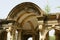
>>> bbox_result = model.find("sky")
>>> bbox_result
[49,29,55,36]
[0,0,60,19]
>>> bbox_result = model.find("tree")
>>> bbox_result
[57,6,60,8]
[45,4,50,14]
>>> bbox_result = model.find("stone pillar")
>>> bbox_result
[39,25,48,40]
[6,27,16,40]
[45,32,49,40]
[39,25,43,40]
[55,30,60,40]
[1,31,7,40]
[7,31,11,40]
[39,32,45,40]
[6,27,12,40]
[17,29,22,40]
[32,35,35,40]
[11,29,16,40]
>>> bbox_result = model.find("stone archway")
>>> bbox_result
[39,24,60,40]
[6,2,44,40]
[6,2,44,31]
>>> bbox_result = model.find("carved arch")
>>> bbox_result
[7,2,44,30]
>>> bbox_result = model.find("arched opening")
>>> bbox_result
[45,28,60,40]
[49,29,55,40]
[28,37,33,40]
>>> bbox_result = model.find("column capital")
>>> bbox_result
[39,25,43,32]
[6,27,12,32]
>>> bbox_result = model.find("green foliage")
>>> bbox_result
[56,6,60,8]
[49,36,55,40]
[45,4,50,14]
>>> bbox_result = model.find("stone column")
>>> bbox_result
[6,27,16,40]
[55,30,60,40]
[45,32,49,40]
[39,25,48,40]
[1,31,7,40]
[39,25,43,40]
[7,31,11,40]
[32,34,35,40]
[6,27,12,40]
[17,29,22,40]
[11,27,16,40]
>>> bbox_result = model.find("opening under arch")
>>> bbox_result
[28,37,33,40]
[49,29,55,40]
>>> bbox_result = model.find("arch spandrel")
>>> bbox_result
[6,2,44,30]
